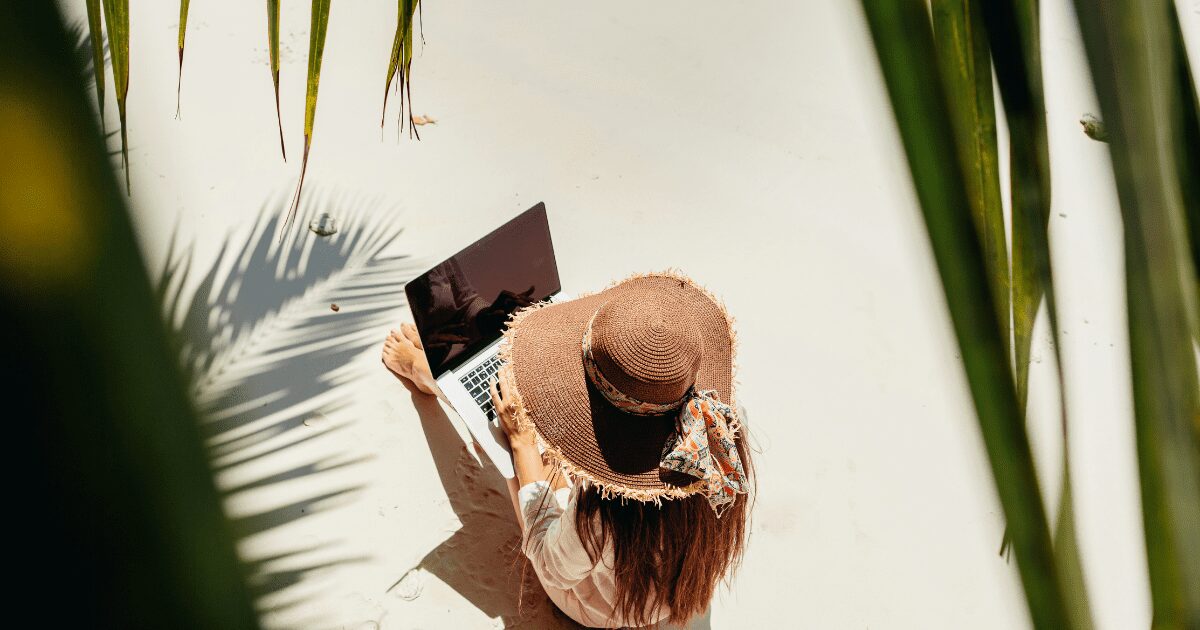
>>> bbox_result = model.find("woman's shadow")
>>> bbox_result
[389,376,583,628]
[390,375,712,629]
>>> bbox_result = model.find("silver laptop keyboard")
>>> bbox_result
[461,354,504,420]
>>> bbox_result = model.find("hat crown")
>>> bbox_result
[589,290,703,406]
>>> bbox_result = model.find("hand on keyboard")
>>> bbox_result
[462,354,503,421]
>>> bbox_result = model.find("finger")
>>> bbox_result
[501,366,520,399]
[488,380,505,423]
[488,378,501,409]
[498,368,513,400]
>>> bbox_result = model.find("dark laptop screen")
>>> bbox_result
[405,203,560,377]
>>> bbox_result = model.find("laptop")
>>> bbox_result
[405,203,563,478]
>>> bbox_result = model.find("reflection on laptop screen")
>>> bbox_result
[405,203,560,377]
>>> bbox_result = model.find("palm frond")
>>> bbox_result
[981,0,1057,427]
[1169,3,1200,324]
[1071,0,1200,624]
[0,3,257,626]
[267,0,286,160]
[382,0,421,137]
[930,0,1008,360]
[858,2,1079,627]
[177,0,190,118]
[979,10,1088,614]
[284,0,333,240]
[101,0,129,193]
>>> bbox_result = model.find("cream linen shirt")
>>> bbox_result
[518,481,671,628]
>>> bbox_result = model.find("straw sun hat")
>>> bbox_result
[498,271,748,514]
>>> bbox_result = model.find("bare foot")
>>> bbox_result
[383,323,441,397]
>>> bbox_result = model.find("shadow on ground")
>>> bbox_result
[388,358,713,629]
[159,188,711,628]
[158,184,422,620]
[388,384,584,628]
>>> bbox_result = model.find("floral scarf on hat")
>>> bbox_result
[582,321,749,515]
[658,391,748,516]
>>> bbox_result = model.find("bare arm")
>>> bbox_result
[489,366,549,492]
[385,328,562,526]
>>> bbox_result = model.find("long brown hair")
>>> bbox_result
[573,425,756,627]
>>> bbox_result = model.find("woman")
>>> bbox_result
[384,272,755,628]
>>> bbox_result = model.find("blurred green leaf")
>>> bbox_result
[84,0,105,134]
[927,0,1033,570]
[177,0,189,117]
[1054,467,1090,628]
[1170,4,1200,323]
[930,0,1009,361]
[980,13,1091,613]
[284,0,332,238]
[267,0,285,160]
[858,2,1076,627]
[1072,0,1200,625]
[0,2,259,626]
[101,0,129,193]
[981,0,1058,425]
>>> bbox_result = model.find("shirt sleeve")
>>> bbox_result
[518,480,595,589]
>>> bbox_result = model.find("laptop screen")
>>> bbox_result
[405,203,561,377]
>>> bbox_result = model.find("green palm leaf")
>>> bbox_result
[267,0,285,160]
[84,0,105,134]
[858,2,1076,627]
[1053,469,1090,629]
[101,0,129,194]
[979,13,1089,611]
[1170,4,1200,327]
[983,0,1054,434]
[930,0,1008,359]
[0,3,258,625]
[980,4,1071,483]
[382,0,420,136]
[284,0,332,239]
[176,0,189,118]
[1072,0,1200,625]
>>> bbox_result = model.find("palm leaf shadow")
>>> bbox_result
[157,183,425,617]
[69,20,106,88]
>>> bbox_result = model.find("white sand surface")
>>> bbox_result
[58,0,1197,627]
